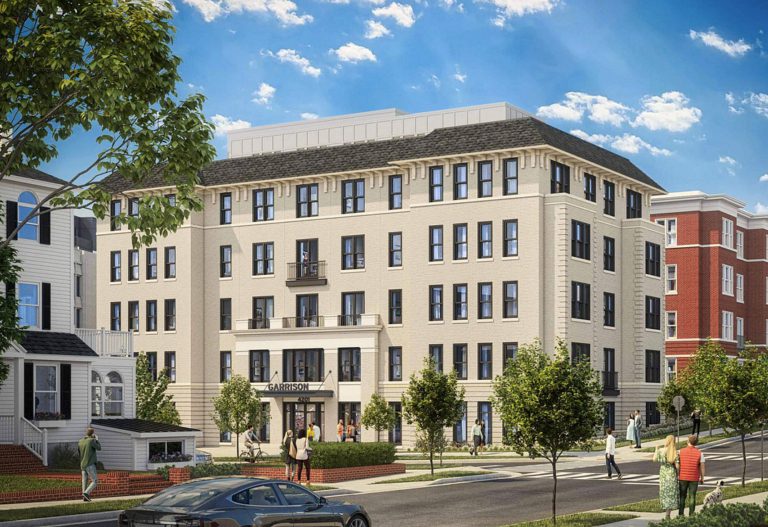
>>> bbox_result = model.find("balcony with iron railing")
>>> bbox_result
[602,370,620,396]
[286,261,327,286]
[75,328,133,357]
[235,314,381,332]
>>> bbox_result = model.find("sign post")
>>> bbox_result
[672,396,686,443]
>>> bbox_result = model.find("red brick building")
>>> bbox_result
[651,192,768,377]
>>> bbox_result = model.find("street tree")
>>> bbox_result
[212,375,270,457]
[135,352,181,425]
[0,0,215,249]
[361,393,396,442]
[401,358,465,475]
[657,378,694,420]
[492,339,604,525]
[0,210,21,386]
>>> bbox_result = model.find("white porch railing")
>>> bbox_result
[0,415,14,444]
[75,328,133,357]
[21,417,47,466]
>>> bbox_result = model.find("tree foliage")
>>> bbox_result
[135,352,181,425]
[492,339,604,525]
[0,205,22,386]
[0,0,216,249]
[361,393,396,440]
[401,358,465,475]
[657,378,694,418]
[211,375,270,456]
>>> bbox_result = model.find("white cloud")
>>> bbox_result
[632,91,702,132]
[182,0,223,21]
[266,49,321,77]
[570,129,671,157]
[689,29,752,57]
[211,114,252,136]
[536,92,631,126]
[187,82,204,91]
[745,92,768,117]
[331,42,377,63]
[428,74,441,88]
[364,19,391,39]
[759,174,768,183]
[453,71,467,83]
[182,0,313,25]
[755,202,768,215]
[726,92,745,114]
[372,2,415,27]
[483,0,559,27]
[252,82,276,105]
[718,155,738,166]
[300,112,319,120]
[570,129,613,144]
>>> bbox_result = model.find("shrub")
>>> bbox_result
[155,465,172,480]
[50,443,80,469]
[650,502,767,526]
[309,442,395,469]
[190,463,242,479]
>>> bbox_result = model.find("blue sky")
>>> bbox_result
[45,0,768,212]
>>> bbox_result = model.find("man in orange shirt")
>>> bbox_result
[676,435,706,517]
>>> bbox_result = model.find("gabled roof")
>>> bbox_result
[91,418,200,433]
[102,117,664,193]
[21,331,97,357]
[13,167,67,186]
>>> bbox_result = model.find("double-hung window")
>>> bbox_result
[722,218,734,248]
[737,231,744,259]
[18,283,40,328]
[342,235,365,270]
[503,220,518,257]
[429,345,443,372]
[571,343,590,363]
[252,242,274,275]
[645,296,661,330]
[389,175,402,210]
[503,281,518,318]
[110,200,122,231]
[389,232,402,267]
[666,265,677,293]
[571,220,591,260]
[667,312,677,339]
[722,311,734,340]
[338,348,361,382]
[249,350,270,382]
[164,247,176,279]
[220,298,232,331]
[146,248,158,280]
[342,179,365,213]
[296,184,318,218]
[128,198,139,217]
[220,351,232,382]
[429,166,444,202]
[453,284,468,320]
[453,164,468,199]
[220,245,232,278]
[110,302,121,331]
[478,343,492,380]
[388,289,402,324]
[128,250,139,281]
[453,224,468,260]
[503,158,518,195]
[110,251,121,282]
[478,282,492,319]
[453,344,468,380]
[253,188,274,222]
[572,282,591,320]
[128,301,139,332]
[429,226,443,262]
[604,237,615,272]
[645,350,661,383]
[164,299,176,331]
[626,190,642,219]
[604,292,615,327]
[165,352,176,383]
[584,173,596,202]
[551,161,570,193]
[146,300,157,332]
[478,161,493,197]
[389,347,402,381]
[736,274,744,303]
[478,222,492,259]
[722,264,734,296]
[220,192,232,225]
[503,343,517,370]
[645,242,661,277]
[603,181,615,216]
[429,285,443,321]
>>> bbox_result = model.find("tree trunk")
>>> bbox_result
[236,432,240,458]
[429,449,434,476]
[551,459,558,526]
[741,432,747,487]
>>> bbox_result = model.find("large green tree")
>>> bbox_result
[0,209,21,385]
[135,352,181,425]
[657,378,694,420]
[361,393,396,442]
[212,375,270,457]
[492,339,604,526]
[401,358,465,475]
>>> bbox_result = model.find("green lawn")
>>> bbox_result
[374,470,492,484]
[605,480,768,513]
[638,431,738,453]
[305,484,336,491]
[0,498,146,522]
[502,512,638,526]
[0,475,80,492]
[405,463,462,471]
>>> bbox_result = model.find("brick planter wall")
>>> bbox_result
[241,463,406,483]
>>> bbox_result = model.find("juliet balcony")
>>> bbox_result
[286,261,327,287]
[235,314,381,332]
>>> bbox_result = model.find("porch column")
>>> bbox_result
[14,358,23,444]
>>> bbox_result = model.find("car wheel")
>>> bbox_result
[348,515,369,527]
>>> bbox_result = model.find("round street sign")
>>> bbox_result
[672,395,686,412]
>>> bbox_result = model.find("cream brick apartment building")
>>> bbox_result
[97,103,666,449]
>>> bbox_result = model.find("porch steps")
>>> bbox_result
[0,445,46,474]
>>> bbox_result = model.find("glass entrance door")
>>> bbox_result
[284,402,325,437]
[296,239,319,279]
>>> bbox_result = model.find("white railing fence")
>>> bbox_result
[75,328,133,357]
[0,415,14,444]
[21,417,48,466]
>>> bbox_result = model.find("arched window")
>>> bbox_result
[90,371,123,417]
[18,192,38,241]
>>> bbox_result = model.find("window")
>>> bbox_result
[453,164,468,199]
[478,343,492,380]
[478,161,493,197]
[146,300,157,332]
[341,235,365,270]
[722,218,734,248]
[551,161,570,193]
[128,198,139,217]
[220,298,232,331]
[646,402,661,426]
[164,247,176,279]
[737,317,745,344]
[388,289,402,324]
[667,357,677,382]
[645,242,661,277]
[220,192,232,225]
[220,245,232,278]
[232,484,279,506]
[220,431,232,443]
[666,265,677,293]
[603,181,615,216]
[736,274,744,303]
[110,251,121,282]
[110,301,121,331]
[722,311,734,340]
[389,402,402,444]
[666,311,677,339]
[110,199,121,231]
[604,402,616,430]
[284,349,324,382]
[503,158,518,195]
[478,402,492,444]
[453,344,468,379]
[338,348,361,382]
[603,237,615,272]
[429,285,443,321]
[128,250,139,281]
[164,352,176,383]
[33,364,57,415]
[453,224,468,260]
[478,283,492,319]
[722,264,734,296]
[663,218,677,246]
[91,370,124,416]
[164,299,176,331]
[645,350,661,383]
[429,166,444,202]
[341,292,364,326]
[503,281,518,319]
[645,296,661,330]
[429,345,443,372]
[429,226,443,262]
[453,284,468,320]
[389,175,402,210]
[146,248,158,280]
[503,220,518,257]
[571,342,590,363]
[252,242,274,276]
[75,307,82,328]
[296,295,319,327]
[454,403,467,444]
[584,173,596,202]
[478,222,492,259]
[128,301,139,332]
[253,188,274,222]
[503,343,517,370]
[15,191,38,240]
[604,292,615,327]
[296,184,319,218]
[389,232,402,267]
[389,347,402,381]
[249,350,269,382]
[146,352,158,381]
[252,296,274,328]
[220,351,232,382]
[342,179,365,213]
[165,193,176,207]
[571,282,591,320]
[572,221,591,260]
[626,189,642,219]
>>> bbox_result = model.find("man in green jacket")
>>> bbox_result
[79,428,101,501]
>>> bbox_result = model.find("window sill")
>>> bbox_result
[340,269,366,274]
[388,266,404,271]
[645,275,661,280]
[220,276,233,281]
[164,277,177,282]
[428,320,445,325]
[145,331,158,335]
[145,279,158,284]
[127,280,140,284]
[476,258,494,262]
[603,326,616,331]
[667,291,678,295]
[164,330,177,334]
[428,261,444,265]
[477,319,494,323]
[452,319,469,324]
[571,318,592,324]
[603,269,616,275]
[251,274,275,279]
[645,328,662,333]
[110,281,122,285]
[502,317,519,322]
[571,257,591,264]
[35,420,69,428]
[388,324,404,328]
[501,256,519,260]
[453,259,469,264]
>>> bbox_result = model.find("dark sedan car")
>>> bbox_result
[119,476,371,527]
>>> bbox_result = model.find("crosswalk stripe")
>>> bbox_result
[557,472,597,479]
[631,475,659,482]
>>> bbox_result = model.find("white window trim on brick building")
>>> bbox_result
[722,218,734,249]
[666,311,677,339]
[736,231,744,259]
[666,264,677,294]
[722,264,734,296]
[722,311,734,341]
[736,274,744,303]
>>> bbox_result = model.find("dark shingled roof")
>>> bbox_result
[91,418,200,433]
[15,167,67,186]
[102,117,663,192]
[21,331,97,357]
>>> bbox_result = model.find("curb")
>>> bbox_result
[427,472,511,486]
[0,510,120,527]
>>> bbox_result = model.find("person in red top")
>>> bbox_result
[676,434,706,517]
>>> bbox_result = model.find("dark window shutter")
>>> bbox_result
[41,283,51,330]
[5,282,15,299]
[6,201,17,240]
[24,363,33,420]
[39,207,50,245]
[61,364,71,420]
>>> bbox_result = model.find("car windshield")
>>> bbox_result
[143,479,239,508]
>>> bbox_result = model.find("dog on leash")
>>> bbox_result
[703,480,724,508]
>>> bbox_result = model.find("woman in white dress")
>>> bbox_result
[626,414,636,447]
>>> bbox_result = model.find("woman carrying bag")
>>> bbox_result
[653,435,679,519]
[283,430,297,481]
[295,429,312,485]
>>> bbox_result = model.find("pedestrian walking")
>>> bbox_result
[470,419,483,456]
[626,414,636,447]
[346,421,356,442]
[691,409,702,438]
[677,434,706,517]
[295,429,312,485]
[78,427,101,502]
[480,421,487,452]
[337,419,344,442]
[313,422,321,442]
[654,435,679,519]
[283,430,297,481]
[307,422,315,441]
[605,428,622,479]
[634,410,643,448]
